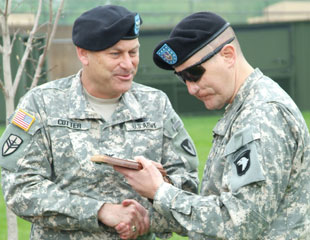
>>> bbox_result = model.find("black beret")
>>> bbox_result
[153,12,229,70]
[72,5,142,51]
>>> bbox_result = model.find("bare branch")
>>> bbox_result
[5,0,11,16]
[0,0,10,16]
[31,0,65,88]
[0,77,9,99]
[0,79,4,92]
[12,0,43,95]
[1,0,13,94]
[9,29,20,53]
[0,16,3,55]
[0,13,13,55]
[47,0,64,51]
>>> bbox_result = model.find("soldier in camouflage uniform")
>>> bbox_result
[0,5,199,240]
[116,12,310,239]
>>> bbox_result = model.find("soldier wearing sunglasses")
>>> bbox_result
[116,11,310,239]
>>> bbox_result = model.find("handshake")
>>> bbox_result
[92,155,168,239]
[98,199,150,239]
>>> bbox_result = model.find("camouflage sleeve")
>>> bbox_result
[149,94,199,236]
[161,97,199,193]
[152,103,305,239]
[0,122,105,232]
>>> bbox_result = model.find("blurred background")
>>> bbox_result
[1,1,310,239]
[10,0,310,26]
[1,0,310,122]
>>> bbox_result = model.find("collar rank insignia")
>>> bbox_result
[156,43,178,65]
[234,150,251,176]
[181,139,196,156]
[2,134,23,156]
[11,109,35,132]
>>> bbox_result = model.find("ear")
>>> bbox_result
[220,44,236,67]
[76,47,89,66]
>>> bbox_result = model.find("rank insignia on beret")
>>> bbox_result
[156,43,178,65]
[2,134,23,156]
[234,149,250,176]
[134,14,141,35]
[181,139,196,156]
[12,109,35,132]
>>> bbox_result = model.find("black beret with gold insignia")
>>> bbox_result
[153,12,229,70]
[72,5,142,51]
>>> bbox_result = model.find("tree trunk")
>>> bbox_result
[6,208,18,240]
[4,92,18,240]
[0,1,65,239]
[4,93,15,121]
[1,3,18,239]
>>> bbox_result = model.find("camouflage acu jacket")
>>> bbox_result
[153,68,310,239]
[0,72,199,240]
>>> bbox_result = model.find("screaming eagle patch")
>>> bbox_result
[2,134,23,156]
[234,149,250,176]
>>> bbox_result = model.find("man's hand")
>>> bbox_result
[98,199,149,239]
[115,199,150,239]
[114,156,164,199]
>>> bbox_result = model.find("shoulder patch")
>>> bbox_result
[11,109,35,132]
[181,139,196,156]
[0,124,32,172]
[234,149,250,176]
[2,134,23,156]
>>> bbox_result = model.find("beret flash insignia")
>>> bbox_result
[156,43,178,65]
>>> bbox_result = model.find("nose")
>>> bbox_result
[120,53,134,69]
[186,81,200,95]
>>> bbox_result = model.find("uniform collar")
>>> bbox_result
[213,68,264,136]
[67,71,145,122]
[228,68,264,111]
[111,85,146,124]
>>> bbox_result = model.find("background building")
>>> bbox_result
[1,0,310,123]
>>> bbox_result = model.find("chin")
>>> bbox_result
[204,101,221,110]
[203,99,213,110]
[204,104,215,110]
[119,82,132,94]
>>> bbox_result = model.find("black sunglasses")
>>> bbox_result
[174,37,235,84]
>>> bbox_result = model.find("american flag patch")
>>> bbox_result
[12,109,35,132]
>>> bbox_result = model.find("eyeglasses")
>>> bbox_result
[174,37,235,84]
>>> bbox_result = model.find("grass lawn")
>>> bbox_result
[0,112,309,239]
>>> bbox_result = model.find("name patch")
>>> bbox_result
[125,121,158,131]
[57,119,82,129]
